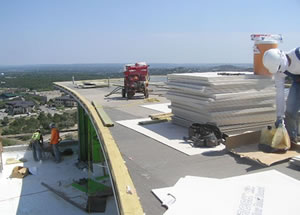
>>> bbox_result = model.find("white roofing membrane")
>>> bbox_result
[116,118,225,156]
[140,103,171,113]
[0,149,117,215]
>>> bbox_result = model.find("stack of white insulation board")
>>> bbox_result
[166,72,276,135]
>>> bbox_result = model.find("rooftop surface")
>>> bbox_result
[0,145,117,215]
[55,77,300,215]
[1,76,300,215]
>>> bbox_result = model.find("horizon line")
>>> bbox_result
[0,62,253,67]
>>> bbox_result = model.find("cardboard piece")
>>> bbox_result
[10,166,29,179]
[226,131,300,166]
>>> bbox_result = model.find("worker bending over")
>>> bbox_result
[49,123,61,163]
[263,47,300,145]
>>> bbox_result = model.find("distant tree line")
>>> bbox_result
[0,71,111,90]
[1,111,77,135]
[0,65,253,90]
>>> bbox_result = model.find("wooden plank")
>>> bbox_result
[92,101,114,127]
[149,112,173,120]
[138,119,168,125]
[54,82,144,215]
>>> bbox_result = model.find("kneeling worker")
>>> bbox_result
[263,47,300,146]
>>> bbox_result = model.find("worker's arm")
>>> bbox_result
[274,72,286,121]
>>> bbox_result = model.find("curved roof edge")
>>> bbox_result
[54,82,144,215]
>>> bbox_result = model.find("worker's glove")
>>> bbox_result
[284,71,300,83]
[275,117,284,128]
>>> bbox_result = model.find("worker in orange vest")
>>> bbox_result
[49,123,61,163]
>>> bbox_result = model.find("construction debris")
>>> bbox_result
[29,166,38,175]
[149,112,173,121]
[10,166,29,179]
[75,161,88,170]
[86,196,107,213]
[71,178,112,195]
[144,98,160,103]
[41,182,87,212]
[166,72,276,135]
[6,157,27,165]
[138,119,168,125]
[226,131,300,166]
[77,81,109,89]
[71,178,113,213]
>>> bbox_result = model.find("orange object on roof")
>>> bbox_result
[251,34,283,76]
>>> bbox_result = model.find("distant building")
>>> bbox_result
[26,93,47,105]
[37,95,47,104]
[37,90,62,102]
[0,93,19,101]
[5,100,35,115]
[54,95,76,107]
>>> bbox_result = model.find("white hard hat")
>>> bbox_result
[263,48,286,74]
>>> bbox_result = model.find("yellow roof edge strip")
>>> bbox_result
[54,82,144,215]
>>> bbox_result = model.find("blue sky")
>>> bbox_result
[0,0,299,65]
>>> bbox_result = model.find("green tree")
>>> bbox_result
[1,117,9,126]
[37,112,47,121]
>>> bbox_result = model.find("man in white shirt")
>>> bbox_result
[263,47,300,145]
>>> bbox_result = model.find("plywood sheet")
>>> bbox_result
[116,118,225,156]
